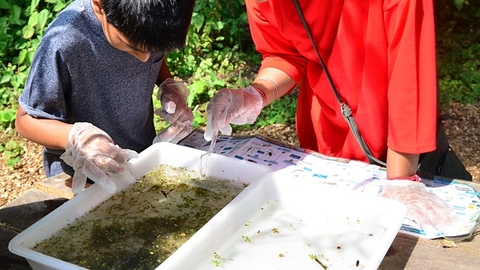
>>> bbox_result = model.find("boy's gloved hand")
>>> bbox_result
[204,86,264,141]
[379,178,461,236]
[154,78,193,143]
[153,123,192,144]
[60,122,138,194]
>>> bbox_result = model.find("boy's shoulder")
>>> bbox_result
[40,0,101,53]
[49,0,86,28]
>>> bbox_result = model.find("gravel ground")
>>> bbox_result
[1,102,479,207]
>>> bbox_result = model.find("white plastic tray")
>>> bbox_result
[8,142,272,270]
[158,173,407,270]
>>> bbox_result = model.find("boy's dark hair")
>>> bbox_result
[101,0,195,53]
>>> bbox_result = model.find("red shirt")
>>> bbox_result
[246,0,437,162]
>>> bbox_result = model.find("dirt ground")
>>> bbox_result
[1,102,479,207]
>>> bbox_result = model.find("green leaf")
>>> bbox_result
[27,50,36,64]
[0,109,16,124]
[0,0,10,10]
[7,156,21,167]
[37,9,50,29]
[28,11,39,28]
[192,110,206,126]
[29,0,41,14]
[453,0,465,10]
[189,80,207,95]
[53,2,67,12]
[191,13,205,31]
[0,74,11,84]
[11,5,22,21]
[22,25,35,39]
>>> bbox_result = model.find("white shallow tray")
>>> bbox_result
[8,142,272,270]
[158,173,407,270]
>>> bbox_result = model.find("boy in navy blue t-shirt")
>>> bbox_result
[16,0,195,193]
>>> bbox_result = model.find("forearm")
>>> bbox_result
[15,107,71,150]
[156,60,173,86]
[251,67,296,106]
[386,148,419,179]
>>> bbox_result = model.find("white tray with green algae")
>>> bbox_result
[159,173,408,270]
[8,142,273,270]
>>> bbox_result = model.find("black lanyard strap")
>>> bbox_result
[292,0,386,167]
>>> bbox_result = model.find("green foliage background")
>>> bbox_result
[435,0,480,106]
[0,0,479,164]
[1,0,70,130]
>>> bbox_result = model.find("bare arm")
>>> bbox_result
[156,60,173,86]
[250,67,296,106]
[15,107,71,150]
[386,148,419,178]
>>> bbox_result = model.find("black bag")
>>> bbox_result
[418,119,472,180]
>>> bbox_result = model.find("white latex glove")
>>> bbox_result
[153,123,192,144]
[154,78,193,143]
[204,86,264,141]
[60,122,138,194]
[378,179,462,236]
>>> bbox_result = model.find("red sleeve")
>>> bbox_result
[245,0,307,83]
[384,0,437,153]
